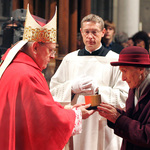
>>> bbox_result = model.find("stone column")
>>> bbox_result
[69,0,78,52]
[116,0,140,37]
[58,0,69,55]
[45,0,57,20]
[80,0,91,20]
[54,0,69,71]
[23,0,33,13]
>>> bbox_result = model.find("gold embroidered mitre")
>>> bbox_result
[23,4,57,43]
[0,4,57,79]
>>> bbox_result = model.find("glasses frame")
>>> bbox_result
[82,29,101,37]
[39,42,56,56]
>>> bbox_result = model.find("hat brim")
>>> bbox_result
[111,61,150,67]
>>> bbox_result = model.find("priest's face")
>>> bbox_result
[80,21,105,52]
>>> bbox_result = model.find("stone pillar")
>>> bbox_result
[45,0,57,20]
[45,0,50,20]
[23,0,34,13]
[69,0,78,52]
[116,0,140,37]
[54,0,69,71]
[12,0,20,10]
[80,0,91,20]
[58,0,69,55]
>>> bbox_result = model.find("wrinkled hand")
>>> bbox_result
[73,104,96,119]
[97,103,121,123]
[71,76,98,95]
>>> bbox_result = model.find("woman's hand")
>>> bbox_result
[97,103,121,123]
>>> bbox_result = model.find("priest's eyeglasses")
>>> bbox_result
[82,30,101,36]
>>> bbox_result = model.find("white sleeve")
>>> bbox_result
[50,56,72,105]
[71,108,82,136]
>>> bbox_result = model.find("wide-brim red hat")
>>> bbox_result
[111,46,150,67]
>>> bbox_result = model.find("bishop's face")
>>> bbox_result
[80,21,105,53]
[35,42,56,70]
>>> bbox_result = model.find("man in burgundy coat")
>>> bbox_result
[98,46,150,150]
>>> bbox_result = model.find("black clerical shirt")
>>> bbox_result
[78,45,110,56]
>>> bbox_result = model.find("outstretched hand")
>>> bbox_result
[73,104,96,119]
[97,103,121,123]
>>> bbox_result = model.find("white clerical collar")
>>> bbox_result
[85,44,102,54]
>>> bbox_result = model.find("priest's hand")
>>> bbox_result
[71,76,98,95]
[73,104,96,119]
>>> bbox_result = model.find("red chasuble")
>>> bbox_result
[0,52,75,150]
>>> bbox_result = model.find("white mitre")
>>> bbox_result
[0,4,57,78]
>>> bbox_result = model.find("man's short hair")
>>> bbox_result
[104,20,116,32]
[81,14,104,30]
